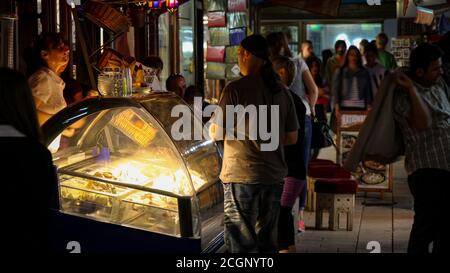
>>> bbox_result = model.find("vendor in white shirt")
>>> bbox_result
[28,32,69,125]
[27,32,85,140]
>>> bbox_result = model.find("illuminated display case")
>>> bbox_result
[42,93,223,253]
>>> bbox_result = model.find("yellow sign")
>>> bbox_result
[111,109,157,147]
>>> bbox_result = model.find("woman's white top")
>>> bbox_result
[290,56,312,116]
[28,67,67,115]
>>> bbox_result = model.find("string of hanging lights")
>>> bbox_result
[165,0,179,13]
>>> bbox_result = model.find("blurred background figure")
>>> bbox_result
[300,40,315,60]
[184,85,203,106]
[359,39,369,65]
[325,40,347,94]
[166,74,186,97]
[321,49,333,79]
[359,39,369,55]
[376,33,397,71]
[332,45,372,111]
[266,32,293,58]
[140,55,163,91]
[364,42,387,98]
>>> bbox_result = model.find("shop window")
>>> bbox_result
[178,1,195,87]
[306,23,382,57]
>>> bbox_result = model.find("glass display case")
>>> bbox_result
[42,93,223,252]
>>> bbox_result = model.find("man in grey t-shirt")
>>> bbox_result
[209,35,298,253]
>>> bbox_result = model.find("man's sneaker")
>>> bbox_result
[297,219,306,233]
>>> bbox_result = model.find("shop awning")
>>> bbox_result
[415,3,450,25]
[254,0,341,17]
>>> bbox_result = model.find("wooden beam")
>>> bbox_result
[260,2,396,20]
[169,11,179,74]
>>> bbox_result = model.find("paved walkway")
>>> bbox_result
[294,147,414,253]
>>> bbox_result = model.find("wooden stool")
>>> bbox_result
[305,164,351,212]
[306,176,316,211]
[315,179,358,231]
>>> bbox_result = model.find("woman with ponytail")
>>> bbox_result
[209,35,299,253]
[271,55,307,253]
[267,32,318,233]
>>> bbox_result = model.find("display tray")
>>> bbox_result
[121,208,180,236]
[57,152,182,222]
[59,152,184,192]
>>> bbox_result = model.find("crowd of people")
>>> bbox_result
[209,31,450,254]
[0,28,449,254]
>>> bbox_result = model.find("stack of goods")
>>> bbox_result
[82,0,129,34]
[205,0,248,81]
[96,48,136,71]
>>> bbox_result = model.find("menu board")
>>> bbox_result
[336,111,393,193]
[339,131,391,191]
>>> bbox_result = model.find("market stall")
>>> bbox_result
[41,93,224,253]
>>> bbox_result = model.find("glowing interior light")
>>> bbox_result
[153,175,177,193]
[182,42,193,53]
[353,38,363,46]
[112,163,148,183]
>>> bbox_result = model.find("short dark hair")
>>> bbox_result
[376,33,389,46]
[364,42,378,55]
[25,32,66,77]
[0,68,41,141]
[166,74,185,92]
[409,43,443,74]
[335,40,347,51]
[322,49,333,64]
[140,56,163,71]
[184,85,203,101]
[305,55,325,88]
[302,40,313,46]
